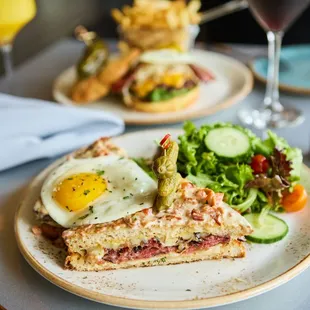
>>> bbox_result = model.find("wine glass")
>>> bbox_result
[0,0,37,76]
[239,0,310,129]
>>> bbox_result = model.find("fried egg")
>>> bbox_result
[140,49,194,65]
[41,156,157,228]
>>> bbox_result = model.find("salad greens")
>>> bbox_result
[177,121,303,214]
[133,157,157,180]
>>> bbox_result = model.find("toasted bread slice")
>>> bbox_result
[126,86,199,113]
[62,179,252,271]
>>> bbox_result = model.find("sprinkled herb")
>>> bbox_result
[83,190,90,195]
[73,222,76,225]
[67,177,73,180]
[135,177,138,181]
[95,217,98,220]
[89,206,94,213]
[72,187,76,192]
[108,190,113,193]
[78,213,89,220]
[65,206,70,210]
[122,177,125,180]
[123,189,126,191]
[83,276,87,279]
[161,257,166,263]
[108,180,111,183]
[139,202,144,205]
[130,193,133,196]
[123,196,130,200]
[96,170,105,176]
[186,289,191,292]
[119,157,124,160]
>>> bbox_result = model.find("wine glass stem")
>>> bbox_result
[1,44,13,77]
[264,31,283,112]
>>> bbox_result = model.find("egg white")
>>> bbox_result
[41,156,157,228]
[140,49,194,65]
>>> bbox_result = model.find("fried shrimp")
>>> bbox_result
[71,48,140,103]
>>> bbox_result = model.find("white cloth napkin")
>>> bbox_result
[0,93,125,171]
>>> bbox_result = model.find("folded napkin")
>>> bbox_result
[0,94,125,171]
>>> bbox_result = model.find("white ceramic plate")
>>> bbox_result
[53,50,253,125]
[15,129,310,309]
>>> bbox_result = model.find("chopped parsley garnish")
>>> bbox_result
[67,177,73,180]
[122,177,125,180]
[108,190,113,193]
[89,206,94,213]
[161,257,166,263]
[78,213,89,220]
[108,180,111,183]
[83,190,90,195]
[139,202,144,205]
[96,170,105,176]
[135,177,138,181]
[65,206,70,210]
[130,193,133,196]
[94,217,98,220]
[123,196,130,200]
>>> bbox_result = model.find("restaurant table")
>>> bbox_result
[0,39,310,310]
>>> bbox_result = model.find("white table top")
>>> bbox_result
[1,38,310,310]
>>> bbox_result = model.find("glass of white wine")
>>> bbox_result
[0,0,37,76]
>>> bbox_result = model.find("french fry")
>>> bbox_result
[111,9,124,23]
[111,0,201,30]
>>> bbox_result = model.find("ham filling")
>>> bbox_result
[101,235,230,264]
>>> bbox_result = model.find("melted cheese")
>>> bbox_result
[132,64,194,98]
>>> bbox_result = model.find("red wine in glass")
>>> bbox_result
[248,0,310,31]
[239,0,310,129]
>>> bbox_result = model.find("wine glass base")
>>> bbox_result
[238,106,304,129]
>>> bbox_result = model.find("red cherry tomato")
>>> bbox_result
[251,154,269,174]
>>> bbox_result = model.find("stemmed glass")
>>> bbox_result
[0,0,37,76]
[239,0,310,129]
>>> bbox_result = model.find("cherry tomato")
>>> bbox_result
[160,134,171,149]
[282,184,308,212]
[251,154,269,174]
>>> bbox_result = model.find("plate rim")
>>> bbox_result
[53,49,254,125]
[249,45,310,95]
[14,128,310,309]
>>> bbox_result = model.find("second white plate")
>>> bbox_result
[53,49,253,125]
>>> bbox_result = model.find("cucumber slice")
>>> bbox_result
[204,127,250,159]
[244,213,288,244]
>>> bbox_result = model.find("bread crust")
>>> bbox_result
[129,86,199,113]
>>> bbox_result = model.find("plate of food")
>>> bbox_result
[15,122,310,309]
[53,48,253,125]
[53,0,253,125]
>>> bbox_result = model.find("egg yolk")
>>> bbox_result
[53,173,106,211]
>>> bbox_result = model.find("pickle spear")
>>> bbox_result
[153,134,180,212]
[75,25,109,80]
